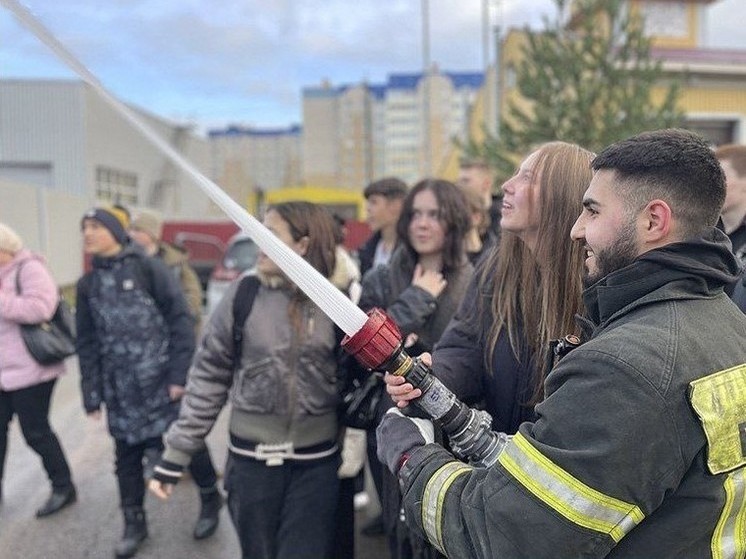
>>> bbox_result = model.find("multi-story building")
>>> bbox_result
[302,68,484,189]
[445,0,746,179]
[567,0,746,145]
[0,79,213,216]
[208,124,302,211]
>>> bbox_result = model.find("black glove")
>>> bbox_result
[376,407,435,474]
[151,458,185,486]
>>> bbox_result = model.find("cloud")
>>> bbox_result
[2,0,745,131]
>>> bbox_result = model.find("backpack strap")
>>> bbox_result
[232,275,261,368]
[14,260,25,294]
[133,254,157,302]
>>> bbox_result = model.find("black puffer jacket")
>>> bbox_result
[359,246,473,354]
[76,244,195,444]
[360,245,473,559]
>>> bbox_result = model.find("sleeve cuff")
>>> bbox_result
[162,446,192,468]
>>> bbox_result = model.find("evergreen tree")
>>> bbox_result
[466,0,683,180]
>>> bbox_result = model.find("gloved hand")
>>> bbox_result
[377,407,435,474]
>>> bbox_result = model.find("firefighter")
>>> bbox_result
[379,129,746,559]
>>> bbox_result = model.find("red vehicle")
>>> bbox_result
[164,214,370,315]
[161,220,239,292]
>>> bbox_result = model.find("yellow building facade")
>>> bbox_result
[443,0,746,180]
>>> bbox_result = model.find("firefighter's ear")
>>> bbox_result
[640,199,672,246]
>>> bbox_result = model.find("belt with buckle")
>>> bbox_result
[229,438,338,466]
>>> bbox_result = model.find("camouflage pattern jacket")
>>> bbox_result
[76,244,195,444]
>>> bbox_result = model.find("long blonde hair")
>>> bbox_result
[481,142,594,404]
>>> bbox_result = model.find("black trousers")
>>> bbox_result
[114,436,217,508]
[224,451,340,559]
[334,476,356,559]
[0,379,73,491]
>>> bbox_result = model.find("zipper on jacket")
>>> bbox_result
[285,302,307,434]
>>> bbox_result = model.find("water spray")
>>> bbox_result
[3,0,502,467]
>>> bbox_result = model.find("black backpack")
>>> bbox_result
[231,275,261,366]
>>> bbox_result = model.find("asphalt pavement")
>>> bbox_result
[0,358,388,559]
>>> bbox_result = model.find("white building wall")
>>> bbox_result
[84,87,214,218]
[0,80,87,195]
[1,78,216,227]
[371,97,387,182]
[385,88,421,184]
[209,130,302,198]
[0,178,88,285]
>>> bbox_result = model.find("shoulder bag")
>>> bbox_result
[15,261,77,365]
[339,363,385,430]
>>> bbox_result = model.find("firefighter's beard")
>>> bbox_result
[583,223,639,288]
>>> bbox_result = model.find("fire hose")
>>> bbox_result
[4,0,508,468]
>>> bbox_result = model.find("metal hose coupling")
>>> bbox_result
[342,308,504,467]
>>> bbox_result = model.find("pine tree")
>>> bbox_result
[467,0,683,180]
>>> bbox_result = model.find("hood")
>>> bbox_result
[583,228,742,326]
[158,242,189,265]
[330,246,361,291]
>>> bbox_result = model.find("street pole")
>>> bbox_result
[422,0,431,176]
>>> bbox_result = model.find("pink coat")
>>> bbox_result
[0,249,66,391]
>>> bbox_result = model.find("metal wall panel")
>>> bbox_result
[0,80,87,195]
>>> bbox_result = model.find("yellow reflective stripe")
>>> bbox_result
[421,462,472,555]
[498,432,645,543]
[712,468,746,559]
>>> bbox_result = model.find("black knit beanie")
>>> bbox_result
[81,207,130,245]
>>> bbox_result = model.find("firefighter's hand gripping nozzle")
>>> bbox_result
[342,309,504,468]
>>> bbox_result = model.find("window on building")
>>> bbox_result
[96,166,138,205]
[686,119,738,147]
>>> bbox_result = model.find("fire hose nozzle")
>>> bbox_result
[341,308,504,468]
[342,308,404,370]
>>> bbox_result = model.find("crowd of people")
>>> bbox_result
[0,127,745,559]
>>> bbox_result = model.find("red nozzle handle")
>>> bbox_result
[341,308,403,370]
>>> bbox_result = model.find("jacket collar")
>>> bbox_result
[91,242,141,268]
[583,227,741,327]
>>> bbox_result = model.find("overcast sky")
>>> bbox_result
[1,0,743,133]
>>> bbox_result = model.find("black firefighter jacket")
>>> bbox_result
[398,229,746,559]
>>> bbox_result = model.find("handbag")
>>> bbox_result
[338,427,367,478]
[15,262,77,365]
[340,370,385,430]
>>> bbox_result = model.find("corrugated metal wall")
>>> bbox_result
[0,79,217,220]
[0,80,87,195]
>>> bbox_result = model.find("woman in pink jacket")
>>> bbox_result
[0,222,76,517]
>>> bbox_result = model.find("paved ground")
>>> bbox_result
[0,358,388,559]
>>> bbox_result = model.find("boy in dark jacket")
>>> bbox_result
[76,207,217,558]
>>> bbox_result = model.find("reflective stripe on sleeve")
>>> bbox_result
[498,432,645,543]
[712,467,746,559]
[421,462,472,555]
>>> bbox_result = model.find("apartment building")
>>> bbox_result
[302,68,483,189]
[208,124,302,211]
